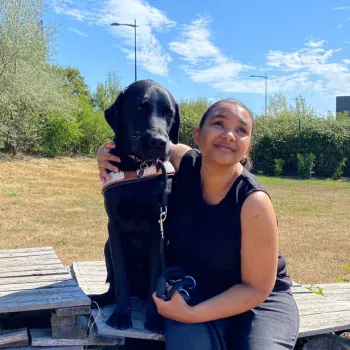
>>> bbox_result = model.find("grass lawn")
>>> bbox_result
[0,153,349,285]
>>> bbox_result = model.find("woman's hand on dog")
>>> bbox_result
[152,290,195,323]
[97,141,121,182]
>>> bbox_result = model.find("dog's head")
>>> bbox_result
[105,79,180,161]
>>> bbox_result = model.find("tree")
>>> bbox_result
[0,0,75,155]
[94,71,122,111]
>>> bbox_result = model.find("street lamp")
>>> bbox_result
[250,74,268,115]
[111,19,139,82]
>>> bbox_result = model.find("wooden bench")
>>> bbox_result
[72,261,350,344]
[0,248,124,349]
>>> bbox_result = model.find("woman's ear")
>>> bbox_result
[194,127,201,146]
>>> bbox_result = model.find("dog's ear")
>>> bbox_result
[169,103,180,144]
[104,90,125,134]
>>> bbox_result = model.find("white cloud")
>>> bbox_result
[338,23,343,28]
[344,59,350,64]
[169,16,254,87]
[51,0,175,76]
[345,41,350,44]
[266,39,350,95]
[305,39,327,48]
[68,27,89,37]
[333,6,350,10]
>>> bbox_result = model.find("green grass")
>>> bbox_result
[0,153,349,284]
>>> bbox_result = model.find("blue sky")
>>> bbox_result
[47,0,350,115]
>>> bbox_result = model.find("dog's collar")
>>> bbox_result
[102,161,175,194]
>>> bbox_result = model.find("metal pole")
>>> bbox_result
[134,19,137,82]
[265,74,267,115]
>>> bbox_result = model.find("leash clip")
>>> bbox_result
[159,206,167,239]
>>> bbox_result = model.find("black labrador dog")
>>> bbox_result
[89,80,179,333]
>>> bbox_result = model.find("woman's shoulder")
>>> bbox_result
[177,148,202,174]
[234,168,270,207]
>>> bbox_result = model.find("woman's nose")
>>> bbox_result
[221,130,235,141]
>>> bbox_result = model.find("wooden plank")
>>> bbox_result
[92,306,164,341]
[299,310,350,337]
[0,268,69,279]
[0,287,90,313]
[29,328,124,347]
[296,299,350,316]
[0,274,72,286]
[0,328,29,348]
[0,258,62,268]
[0,251,58,260]
[0,264,67,274]
[13,347,84,350]
[31,327,87,346]
[0,279,78,292]
[0,247,53,255]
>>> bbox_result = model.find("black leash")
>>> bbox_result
[155,159,196,302]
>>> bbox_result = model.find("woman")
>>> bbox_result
[97,99,299,350]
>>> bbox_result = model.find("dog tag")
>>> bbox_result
[137,164,157,178]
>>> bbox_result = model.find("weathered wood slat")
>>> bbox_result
[0,258,62,268]
[299,310,350,337]
[0,268,69,279]
[0,328,29,348]
[0,251,58,260]
[0,279,78,292]
[92,306,164,341]
[0,287,90,313]
[0,247,53,255]
[13,346,84,350]
[0,264,66,274]
[0,274,72,286]
[30,328,124,347]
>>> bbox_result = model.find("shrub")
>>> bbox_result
[274,158,285,176]
[332,157,348,180]
[297,153,316,179]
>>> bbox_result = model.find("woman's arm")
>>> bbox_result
[189,191,279,323]
[97,141,192,182]
[169,142,192,172]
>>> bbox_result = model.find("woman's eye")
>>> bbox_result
[213,121,224,127]
[239,127,248,134]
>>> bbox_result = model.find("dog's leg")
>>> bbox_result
[106,220,133,330]
[144,228,164,334]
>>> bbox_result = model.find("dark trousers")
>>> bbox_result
[164,292,299,350]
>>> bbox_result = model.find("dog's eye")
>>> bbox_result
[164,109,173,118]
[137,105,144,111]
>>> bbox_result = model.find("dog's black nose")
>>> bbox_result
[149,136,166,148]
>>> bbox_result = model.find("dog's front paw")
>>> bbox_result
[144,312,164,334]
[106,307,133,330]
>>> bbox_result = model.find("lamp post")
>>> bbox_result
[111,19,139,82]
[250,74,268,115]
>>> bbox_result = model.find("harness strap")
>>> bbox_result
[101,161,175,195]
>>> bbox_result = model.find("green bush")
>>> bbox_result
[41,113,81,158]
[297,153,316,179]
[251,114,350,178]
[274,158,285,176]
[332,157,348,180]
[179,98,211,148]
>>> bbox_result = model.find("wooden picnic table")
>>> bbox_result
[72,261,350,341]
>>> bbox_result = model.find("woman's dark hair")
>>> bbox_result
[199,99,254,171]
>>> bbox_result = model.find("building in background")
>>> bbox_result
[336,96,350,116]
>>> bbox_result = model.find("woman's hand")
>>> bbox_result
[97,141,121,182]
[152,290,195,323]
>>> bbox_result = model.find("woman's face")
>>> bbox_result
[194,103,253,167]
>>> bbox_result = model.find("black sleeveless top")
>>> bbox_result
[165,149,292,306]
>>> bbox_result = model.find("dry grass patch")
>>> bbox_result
[1,153,349,284]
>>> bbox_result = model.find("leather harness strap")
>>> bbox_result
[101,161,175,194]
